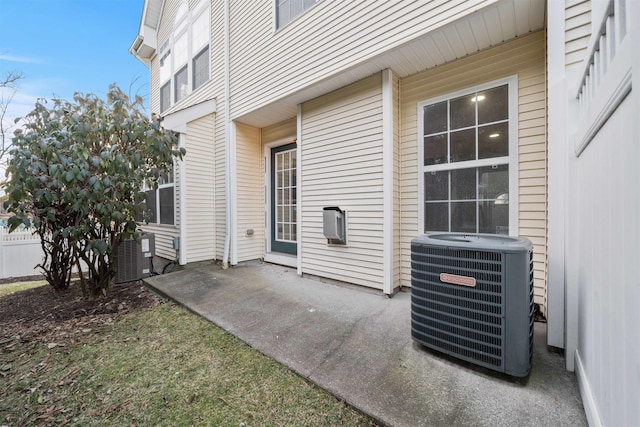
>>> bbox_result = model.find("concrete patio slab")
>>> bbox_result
[144,261,586,427]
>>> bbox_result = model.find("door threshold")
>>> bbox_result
[264,252,297,268]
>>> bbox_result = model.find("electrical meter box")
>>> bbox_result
[322,207,346,244]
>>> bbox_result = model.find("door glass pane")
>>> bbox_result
[425,171,448,201]
[424,134,447,165]
[478,85,508,124]
[478,122,508,159]
[451,168,476,200]
[283,151,290,169]
[424,101,447,135]
[450,94,476,129]
[450,129,475,162]
[451,201,476,233]
[274,147,297,244]
[425,202,448,232]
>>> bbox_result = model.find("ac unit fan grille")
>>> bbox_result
[411,246,506,370]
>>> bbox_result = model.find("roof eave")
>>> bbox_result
[130,0,162,65]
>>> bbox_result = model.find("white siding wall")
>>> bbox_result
[300,74,384,289]
[262,117,297,143]
[235,122,263,262]
[149,0,228,261]
[212,0,228,260]
[400,32,548,311]
[185,114,216,262]
[141,224,179,261]
[229,0,496,119]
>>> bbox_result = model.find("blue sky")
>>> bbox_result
[0,0,148,124]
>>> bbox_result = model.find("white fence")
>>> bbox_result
[0,226,44,279]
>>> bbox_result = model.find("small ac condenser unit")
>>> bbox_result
[411,233,533,377]
[115,233,155,284]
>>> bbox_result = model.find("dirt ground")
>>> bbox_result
[0,280,162,344]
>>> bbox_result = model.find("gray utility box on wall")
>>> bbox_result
[410,233,534,377]
[322,207,346,244]
[115,233,155,284]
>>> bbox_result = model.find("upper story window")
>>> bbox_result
[276,0,319,29]
[418,77,518,236]
[159,0,210,113]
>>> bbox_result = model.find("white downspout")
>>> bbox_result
[222,0,231,268]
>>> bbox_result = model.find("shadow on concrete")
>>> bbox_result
[144,260,586,427]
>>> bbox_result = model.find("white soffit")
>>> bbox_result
[236,0,546,128]
[130,0,163,62]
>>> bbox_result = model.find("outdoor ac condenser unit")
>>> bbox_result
[115,233,155,284]
[410,233,534,377]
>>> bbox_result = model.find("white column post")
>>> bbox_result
[382,69,394,294]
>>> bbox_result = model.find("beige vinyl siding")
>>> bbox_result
[300,74,384,289]
[214,113,226,260]
[400,31,548,311]
[150,58,160,115]
[262,117,297,143]
[210,0,227,260]
[229,0,496,120]
[185,114,216,262]
[235,122,264,262]
[150,0,226,261]
[518,64,547,312]
[141,225,179,261]
[565,0,591,68]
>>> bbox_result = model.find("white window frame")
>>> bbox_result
[417,76,519,236]
[273,0,320,31]
[142,161,177,227]
[158,0,210,112]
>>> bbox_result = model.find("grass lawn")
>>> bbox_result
[0,279,47,297]
[1,289,379,426]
